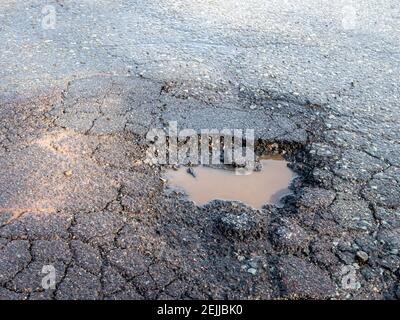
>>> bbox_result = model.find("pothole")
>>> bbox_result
[165,155,297,209]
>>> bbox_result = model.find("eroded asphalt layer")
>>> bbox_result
[0,1,399,300]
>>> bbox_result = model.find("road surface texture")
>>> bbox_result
[0,0,399,299]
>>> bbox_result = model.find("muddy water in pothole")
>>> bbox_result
[165,156,297,209]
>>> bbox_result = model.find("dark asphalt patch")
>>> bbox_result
[0,75,398,300]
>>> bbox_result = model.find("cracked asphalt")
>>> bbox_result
[0,0,399,300]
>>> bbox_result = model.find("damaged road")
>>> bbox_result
[0,1,399,300]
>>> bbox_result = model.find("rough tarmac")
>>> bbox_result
[0,1,399,300]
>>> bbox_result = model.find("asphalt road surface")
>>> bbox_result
[0,0,399,299]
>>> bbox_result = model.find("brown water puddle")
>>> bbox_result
[165,156,297,209]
